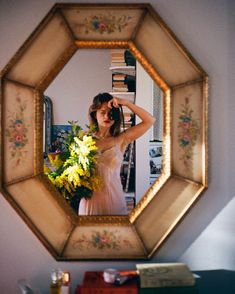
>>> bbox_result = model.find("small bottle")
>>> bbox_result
[50,269,63,294]
[50,282,61,294]
[61,271,70,294]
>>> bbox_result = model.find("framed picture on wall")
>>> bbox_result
[149,141,162,184]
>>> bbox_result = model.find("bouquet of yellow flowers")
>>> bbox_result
[45,121,102,208]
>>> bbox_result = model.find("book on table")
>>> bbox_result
[137,263,196,288]
[75,271,138,294]
[137,263,198,294]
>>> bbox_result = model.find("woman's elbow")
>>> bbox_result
[149,115,156,126]
[144,116,156,129]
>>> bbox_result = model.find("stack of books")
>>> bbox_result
[110,49,127,67]
[112,73,126,84]
[125,195,136,213]
[75,271,138,294]
[112,73,126,92]
[112,73,135,92]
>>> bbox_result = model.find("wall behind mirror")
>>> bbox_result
[44,48,163,213]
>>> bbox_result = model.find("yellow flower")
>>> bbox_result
[78,130,85,138]
[44,164,51,174]
[64,165,81,188]
[80,179,92,190]
[45,122,102,202]
[48,174,56,185]
[48,153,63,168]
[79,154,89,171]
[54,176,64,189]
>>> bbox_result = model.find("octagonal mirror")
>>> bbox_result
[0,3,208,260]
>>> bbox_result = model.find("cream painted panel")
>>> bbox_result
[172,82,204,183]
[135,14,201,86]
[7,13,74,87]
[63,224,146,259]
[3,82,35,183]
[62,7,144,40]
[7,177,74,254]
[135,177,202,251]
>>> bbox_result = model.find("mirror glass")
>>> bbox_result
[44,49,163,215]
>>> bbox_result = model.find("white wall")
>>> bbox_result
[1,0,235,293]
[45,49,111,127]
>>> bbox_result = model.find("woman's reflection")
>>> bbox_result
[79,92,155,215]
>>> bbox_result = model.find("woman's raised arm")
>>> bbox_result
[108,97,156,145]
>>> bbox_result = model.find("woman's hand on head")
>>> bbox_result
[108,97,128,108]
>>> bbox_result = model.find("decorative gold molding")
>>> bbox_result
[128,41,170,92]
[34,91,43,175]
[77,215,131,226]
[75,40,129,49]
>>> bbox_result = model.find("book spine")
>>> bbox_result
[141,278,195,288]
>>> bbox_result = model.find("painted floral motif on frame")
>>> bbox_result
[72,229,134,250]
[178,97,200,167]
[83,14,133,34]
[5,93,29,166]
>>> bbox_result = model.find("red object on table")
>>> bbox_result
[75,271,138,294]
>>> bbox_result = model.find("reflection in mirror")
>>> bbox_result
[43,49,163,215]
[43,95,53,157]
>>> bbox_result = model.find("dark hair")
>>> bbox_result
[89,92,121,136]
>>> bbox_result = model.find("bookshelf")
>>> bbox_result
[109,66,136,76]
[110,49,136,212]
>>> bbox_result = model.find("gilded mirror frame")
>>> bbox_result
[0,3,208,260]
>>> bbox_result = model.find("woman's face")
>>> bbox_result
[96,102,114,129]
